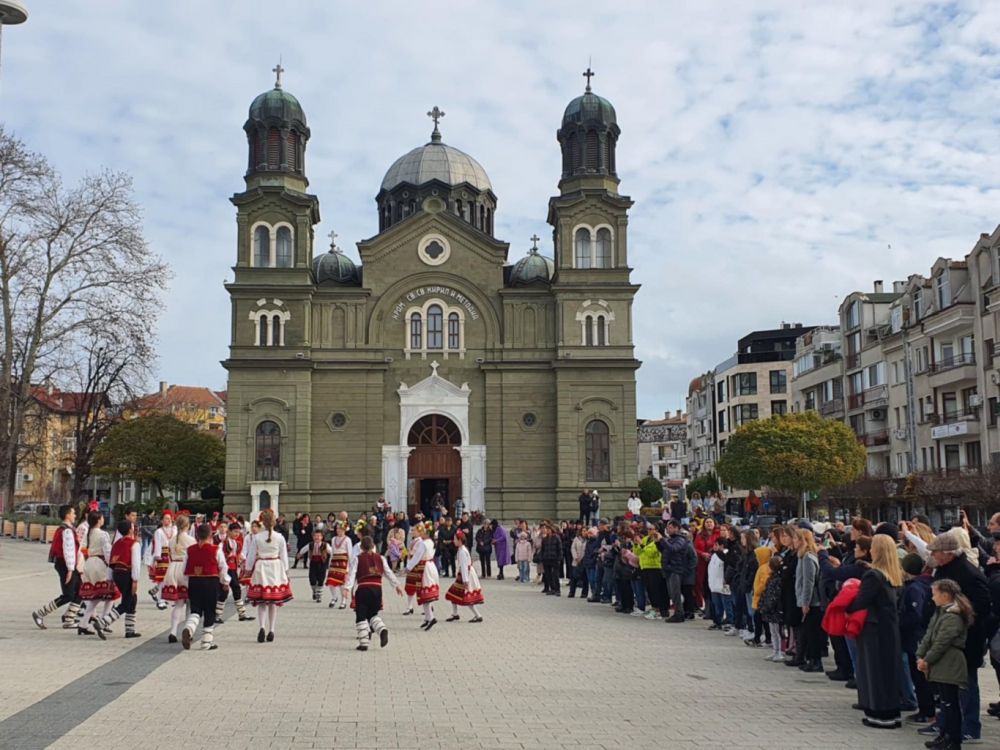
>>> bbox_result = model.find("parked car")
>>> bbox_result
[14,502,56,517]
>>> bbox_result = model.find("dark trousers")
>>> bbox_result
[440,547,455,577]
[542,561,560,593]
[642,569,667,613]
[479,553,492,578]
[830,635,854,677]
[54,560,81,607]
[616,577,634,611]
[308,560,326,588]
[907,650,935,718]
[732,590,749,630]
[188,577,220,627]
[801,608,824,661]
[933,682,961,742]
[111,570,136,614]
[681,583,696,615]
[355,587,382,623]
[569,565,589,597]
[666,572,683,615]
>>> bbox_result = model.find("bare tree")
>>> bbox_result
[0,127,168,511]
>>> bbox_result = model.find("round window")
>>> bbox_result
[417,234,451,266]
[425,241,445,260]
[522,412,537,428]
[332,412,347,428]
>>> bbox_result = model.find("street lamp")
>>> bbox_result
[0,1,27,88]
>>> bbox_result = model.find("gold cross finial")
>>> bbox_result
[273,59,285,89]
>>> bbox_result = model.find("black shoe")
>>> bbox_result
[257,628,265,643]
[567,594,575,599]
[861,718,900,729]
[851,703,864,711]
[665,614,685,623]
[424,618,437,631]
[470,616,483,623]
[446,615,460,622]
[826,670,850,681]
[684,612,695,620]
[552,592,561,597]
[181,628,192,650]
[707,624,721,630]
[402,608,413,616]
[238,615,255,622]
[77,625,94,636]
[125,632,141,638]
[32,612,46,630]
[845,678,857,689]
[801,661,823,673]
[266,632,274,642]
[784,659,804,668]
[906,713,933,725]
[215,618,225,625]
[420,620,430,629]
[380,629,389,648]
[92,619,107,641]
[586,598,599,603]
[168,634,178,644]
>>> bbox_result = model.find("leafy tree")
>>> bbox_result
[638,475,663,505]
[93,415,224,499]
[715,412,865,503]
[686,471,719,498]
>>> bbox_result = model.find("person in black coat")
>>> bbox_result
[845,535,903,729]
[929,532,995,741]
[777,528,802,664]
[540,524,563,596]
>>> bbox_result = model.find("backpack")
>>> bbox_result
[589,495,600,512]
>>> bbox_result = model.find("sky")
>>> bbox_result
[5,1,1000,419]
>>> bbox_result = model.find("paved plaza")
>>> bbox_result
[0,537,998,750]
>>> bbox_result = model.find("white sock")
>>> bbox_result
[422,602,432,621]
[184,612,201,635]
[370,615,385,635]
[81,600,98,623]
[407,595,415,611]
[170,603,185,635]
[257,606,269,632]
[470,604,482,618]
[452,603,460,616]
[267,604,278,633]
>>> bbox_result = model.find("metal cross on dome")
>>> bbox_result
[427,106,445,141]
[328,229,338,251]
[530,234,540,252]
[583,63,595,92]
[272,60,285,89]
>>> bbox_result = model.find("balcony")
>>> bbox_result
[845,353,861,370]
[863,384,888,408]
[863,429,890,448]
[847,393,865,410]
[819,397,844,416]
[928,352,977,388]
[930,408,981,439]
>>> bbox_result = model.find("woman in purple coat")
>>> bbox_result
[491,521,509,581]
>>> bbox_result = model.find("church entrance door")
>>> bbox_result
[407,414,461,518]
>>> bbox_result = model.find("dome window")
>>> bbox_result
[417,234,451,266]
[425,241,445,260]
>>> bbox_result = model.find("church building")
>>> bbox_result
[223,66,640,520]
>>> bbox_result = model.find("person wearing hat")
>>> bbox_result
[928,530,993,742]
[899,552,935,723]
[146,511,176,611]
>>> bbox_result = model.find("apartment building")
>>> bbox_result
[969,229,1000,466]
[790,326,843,418]
[638,411,688,495]
[685,373,715,479]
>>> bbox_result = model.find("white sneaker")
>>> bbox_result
[643,611,658,620]
[723,626,737,635]
[630,609,645,617]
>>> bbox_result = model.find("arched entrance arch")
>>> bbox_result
[406,414,462,518]
[381,361,486,515]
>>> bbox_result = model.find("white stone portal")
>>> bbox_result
[249,481,281,517]
[382,361,486,514]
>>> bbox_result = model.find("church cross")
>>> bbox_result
[583,64,595,92]
[328,229,338,248]
[427,106,445,129]
[272,60,285,89]
[430,360,440,376]
[530,234,540,251]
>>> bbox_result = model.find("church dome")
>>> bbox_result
[312,243,359,285]
[381,112,491,192]
[508,241,555,286]
[561,90,617,129]
[248,86,307,127]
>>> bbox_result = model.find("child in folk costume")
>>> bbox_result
[402,531,426,616]
[238,520,260,593]
[405,523,441,630]
[387,527,406,572]
[326,522,352,609]
[445,531,485,623]
[78,512,119,635]
[147,511,175,611]
[32,503,84,630]
[216,522,254,623]
[179,522,230,651]
[244,508,293,643]
[346,536,403,651]
[162,514,196,643]
[300,529,331,603]
[93,521,143,639]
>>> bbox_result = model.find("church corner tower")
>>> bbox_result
[548,66,641,515]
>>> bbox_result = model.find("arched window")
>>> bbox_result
[585,315,594,346]
[255,421,281,481]
[456,199,463,219]
[410,313,422,350]
[427,304,444,349]
[585,419,610,482]
[575,228,592,269]
[253,225,270,267]
[595,228,612,268]
[448,312,460,350]
[266,129,281,170]
[596,315,606,346]
[275,226,292,268]
[271,314,282,346]
[479,205,485,229]
[258,315,268,347]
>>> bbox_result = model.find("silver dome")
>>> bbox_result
[380,141,492,192]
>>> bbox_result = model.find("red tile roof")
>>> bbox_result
[30,387,97,414]
[132,385,226,412]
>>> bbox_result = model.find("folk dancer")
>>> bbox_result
[180,523,230,651]
[346,535,402,651]
[162,514,196,643]
[147,511,175,611]
[78,512,120,635]
[299,529,331,603]
[445,531,485,623]
[405,523,441,630]
[31,503,84,630]
[215,522,253,622]
[326,522,351,609]
[94,521,143,639]
[402,531,425,616]
[244,508,293,643]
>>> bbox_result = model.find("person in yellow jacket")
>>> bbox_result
[634,528,665,620]
[750,545,773,647]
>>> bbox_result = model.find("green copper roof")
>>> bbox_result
[508,247,554,286]
[249,87,307,126]
[313,246,359,284]
[562,91,617,127]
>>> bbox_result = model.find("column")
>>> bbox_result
[382,446,412,512]
[458,445,487,513]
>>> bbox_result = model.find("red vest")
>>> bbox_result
[110,537,137,571]
[48,523,76,564]
[184,543,221,577]
[356,552,384,589]
[224,537,242,570]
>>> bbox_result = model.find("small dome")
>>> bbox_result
[249,86,307,127]
[509,244,554,286]
[562,90,617,129]
[312,244,359,285]
[381,140,491,192]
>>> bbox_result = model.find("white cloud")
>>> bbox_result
[5,0,1000,417]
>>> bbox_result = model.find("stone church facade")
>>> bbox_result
[223,69,640,520]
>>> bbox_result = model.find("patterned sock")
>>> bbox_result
[235,599,247,617]
[355,620,370,647]
[63,602,82,627]
[99,607,123,630]
[125,613,137,636]
[183,612,200,637]
[370,615,385,635]
[215,600,225,620]
[34,599,58,620]
[200,625,215,649]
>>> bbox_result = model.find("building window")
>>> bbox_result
[255,421,281,481]
[254,225,270,268]
[771,400,787,416]
[595,228,612,268]
[846,299,860,329]
[276,226,292,268]
[410,313,422,350]
[735,372,757,396]
[575,228,591,269]
[252,308,287,347]
[717,380,726,403]
[585,419,610,482]
[736,403,759,425]
[936,272,951,310]
[965,441,981,470]
[596,316,606,346]
[573,226,614,269]
[769,370,787,394]
[447,313,460,350]
[427,305,443,349]
[990,397,998,427]
[912,292,922,321]
[258,315,268,347]
[584,315,594,346]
